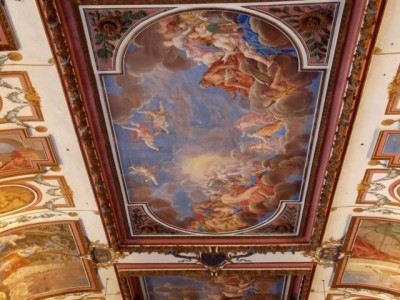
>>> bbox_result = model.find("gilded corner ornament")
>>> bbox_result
[24,87,41,107]
[302,237,343,268]
[88,240,129,269]
[171,246,253,275]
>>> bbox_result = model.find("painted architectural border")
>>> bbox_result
[357,168,400,206]
[0,128,59,179]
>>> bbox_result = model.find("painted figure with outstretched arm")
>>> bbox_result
[129,165,159,186]
[137,102,170,135]
[121,122,160,152]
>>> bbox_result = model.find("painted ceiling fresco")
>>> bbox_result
[1,0,400,299]
[115,262,314,300]
[104,8,322,236]
[129,273,302,299]
[58,0,368,249]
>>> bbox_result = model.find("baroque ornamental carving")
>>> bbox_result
[0,71,44,128]
[171,246,254,275]
[302,237,344,268]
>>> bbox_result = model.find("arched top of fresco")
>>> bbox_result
[115,9,307,72]
[82,2,340,73]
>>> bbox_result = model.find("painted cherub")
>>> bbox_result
[247,120,284,143]
[235,113,277,137]
[122,121,160,152]
[129,165,159,186]
[138,102,170,134]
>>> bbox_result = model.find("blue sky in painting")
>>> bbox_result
[104,69,321,220]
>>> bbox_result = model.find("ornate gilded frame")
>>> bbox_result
[35,0,387,252]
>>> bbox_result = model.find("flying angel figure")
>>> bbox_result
[137,102,170,134]
[247,120,284,143]
[121,121,160,152]
[235,113,277,137]
[129,165,159,186]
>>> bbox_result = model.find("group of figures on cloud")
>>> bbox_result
[156,10,318,110]
[122,10,317,147]
[185,137,309,233]
[190,172,278,232]
[126,110,289,233]
[117,10,320,233]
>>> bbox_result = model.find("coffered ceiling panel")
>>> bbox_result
[37,0,384,251]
